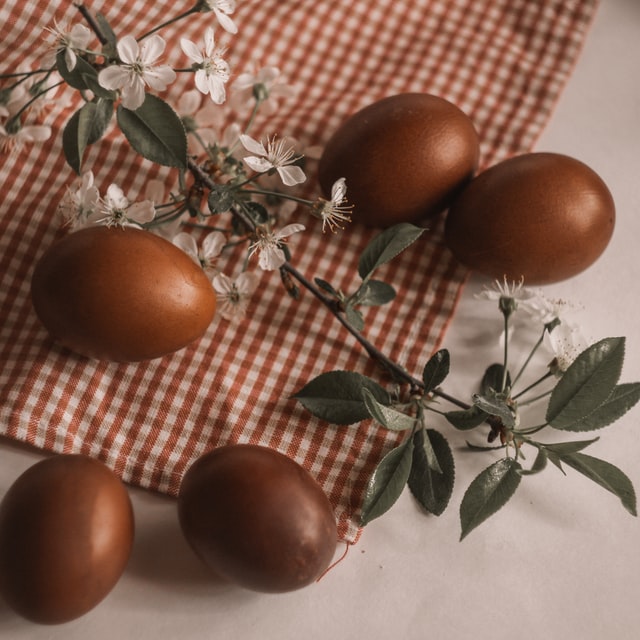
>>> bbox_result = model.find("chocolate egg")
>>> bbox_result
[30,226,217,361]
[0,455,134,624]
[178,444,338,593]
[444,152,615,284]
[318,93,480,227]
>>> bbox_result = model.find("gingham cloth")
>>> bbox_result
[0,0,597,542]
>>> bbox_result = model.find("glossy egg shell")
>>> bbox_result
[30,226,217,361]
[444,152,615,284]
[178,444,338,593]
[318,93,480,227]
[0,455,134,624]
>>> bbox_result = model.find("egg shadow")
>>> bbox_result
[125,492,233,595]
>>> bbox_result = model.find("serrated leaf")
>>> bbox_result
[345,304,364,331]
[518,448,548,475]
[314,278,340,299]
[472,392,516,428]
[357,223,424,280]
[445,405,488,430]
[408,429,455,516]
[553,383,640,432]
[208,184,235,213]
[460,457,522,540]
[558,451,636,516]
[117,94,187,168]
[96,12,117,49]
[56,50,97,91]
[481,363,511,395]
[360,439,414,525]
[422,349,450,394]
[292,371,390,425]
[546,337,625,429]
[352,280,396,306]
[362,388,417,432]
[62,100,114,174]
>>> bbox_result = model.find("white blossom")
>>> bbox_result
[180,28,230,104]
[90,183,155,228]
[240,134,306,186]
[315,177,352,233]
[248,223,305,270]
[213,271,259,320]
[172,230,226,273]
[57,171,100,228]
[545,320,590,374]
[98,35,176,110]
[44,20,92,70]
[199,0,238,34]
[230,65,297,114]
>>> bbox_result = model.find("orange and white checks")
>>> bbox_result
[0,0,597,542]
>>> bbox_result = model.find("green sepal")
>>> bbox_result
[408,429,455,515]
[292,371,390,425]
[117,94,187,168]
[459,457,522,540]
[360,437,414,526]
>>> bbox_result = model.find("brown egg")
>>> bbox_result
[318,93,480,227]
[30,226,217,361]
[444,152,615,284]
[0,455,134,624]
[178,444,338,593]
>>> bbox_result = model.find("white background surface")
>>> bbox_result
[1,1,639,638]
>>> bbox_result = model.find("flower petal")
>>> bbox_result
[120,78,146,110]
[127,200,156,224]
[180,38,203,64]
[243,155,273,173]
[98,65,130,90]
[274,223,306,240]
[140,34,166,63]
[277,164,306,186]
[202,231,226,259]
[172,232,199,262]
[212,272,233,295]
[116,35,139,64]
[239,134,267,156]
[214,9,238,34]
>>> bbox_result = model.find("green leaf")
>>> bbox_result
[422,349,450,394]
[208,184,235,213]
[292,371,390,425]
[360,438,414,525]
[96,12,118,51]
[357,223,424,280]
[557,451,636,516]
[62,100,114,174]
[554,383,640,432]
[362,388,417,432]
[56,50,97,91]
[243,200,269,223]
[459,457,522,540]
[314,278,340,299]
[518,448,548,475]
[472,392,516,428]
[481,363,511,394]
[445,405,488,430]
[546,337,625,429]
[408,429,455,516]
[465,441,506,452]
[344,304,364,331]
[117,94,187,168]
[352,279,396,307]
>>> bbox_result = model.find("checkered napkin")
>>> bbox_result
[0,0,597,542]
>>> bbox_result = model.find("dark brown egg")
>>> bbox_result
[178,444,338,593]
[0,455,134,624]
[30,225,217,361]
[318,93,480,227]
[444,152,615,284]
